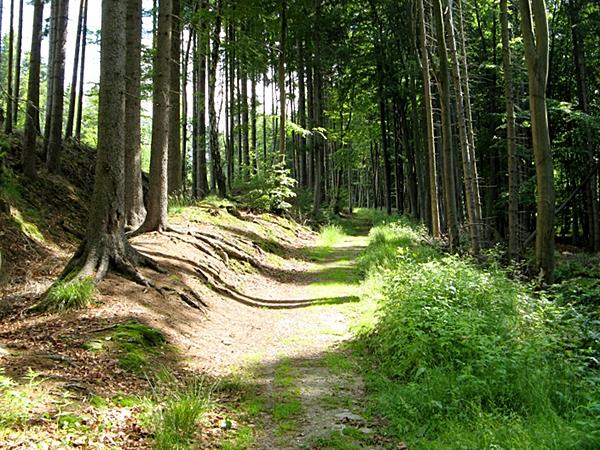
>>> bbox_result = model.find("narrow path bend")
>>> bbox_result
[187,221,374,448]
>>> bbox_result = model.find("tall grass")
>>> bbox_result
[152,377,212,450]
[356,220,600,449]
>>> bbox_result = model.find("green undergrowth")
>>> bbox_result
[35,277,96,312]
[151,374,213,450]
[84,321,169,376]
[353,220,600,449]
[309,224,345,260]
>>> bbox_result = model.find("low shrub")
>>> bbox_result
[357,221,600,448]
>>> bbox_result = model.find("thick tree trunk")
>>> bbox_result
[501,0,519,259]
[22,0,44,179]
[168,0,182,194]
[65,0,86,139]
[46,0,69,173]
[417,0,441,237]
[208,0,226,196]
[519,0,555,283]
[434,0,459,251]
[136,0,172,233]
[59,0,158,287]
[124,0,146,229]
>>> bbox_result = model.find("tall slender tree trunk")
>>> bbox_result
[251,75,258,172]
[22,0,44,179]
[124,0,146,229]
[11,0,23,128]
[241,68,250,176]
[65,0,86,139]
[444,0,482,253]
[46,0,69,173]
[168,0,182,194]
[519,0,555,283]
[75,0,89,140]
[501,0,519,259]
[136,0,172,233]
[418,0,441,237]
[298,39,307,187]
[195,0,209,198]
[208,0,226,196]
[434,0,459,251]
[5,0,15,134]
[44,0,58,152]
[278,0,287,163]
[568,0,599,251]
[312,0,324,215]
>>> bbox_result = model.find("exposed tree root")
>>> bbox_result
[194,265,327,309]
[156,285,208,310]
[59,235,163,287]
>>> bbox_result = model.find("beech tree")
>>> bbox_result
[519,0,555,283]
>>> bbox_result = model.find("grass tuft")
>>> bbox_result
[38,277,96,312]
[152,378,212,450]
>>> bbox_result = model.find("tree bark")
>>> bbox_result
[501,0,519,259]
[417,0,441,237]
[278,0,287,163]
[444,0,482,253]
[195,0,209,198]
[5,0,15,134]
[434,0,459,251]
[22,0,44,179]
[168,0,182,194]
[59,0,158,286]
[136,0,172,233]
[65,0,86,139]
[75,0,89,140]
[124,0,146,229]
[46,0,69,173]
[519,0,555,283]
[208,0,226,196]
[11,0,24,128]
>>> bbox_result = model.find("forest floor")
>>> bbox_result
[0,154,392,449]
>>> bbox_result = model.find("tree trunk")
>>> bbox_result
[444,0,482,253]
[5,0,15,134]
[251,75,258,173]
[195,0,209,198]
[46,0,69,173]
[208,0,226,196]
[124,0,146,229]
[136,0,172,233]
[417,0,441,237]
[44,0,58,153]
[75,0,89,140]
[241,67,250,176]
[22,0,44,179]
[11,0,24,128]
[168,0,182,195]
[278,0,287,163]
[59,0,158,286]
[501,0,519,259]
[434,0,459,251]
[298,39,307,187]
[568,0,599,251]
[519,0,555,283]
[65,0,86,139]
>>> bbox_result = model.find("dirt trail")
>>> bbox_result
[190,227,374,448]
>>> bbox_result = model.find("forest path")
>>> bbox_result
[200,219,380,449]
